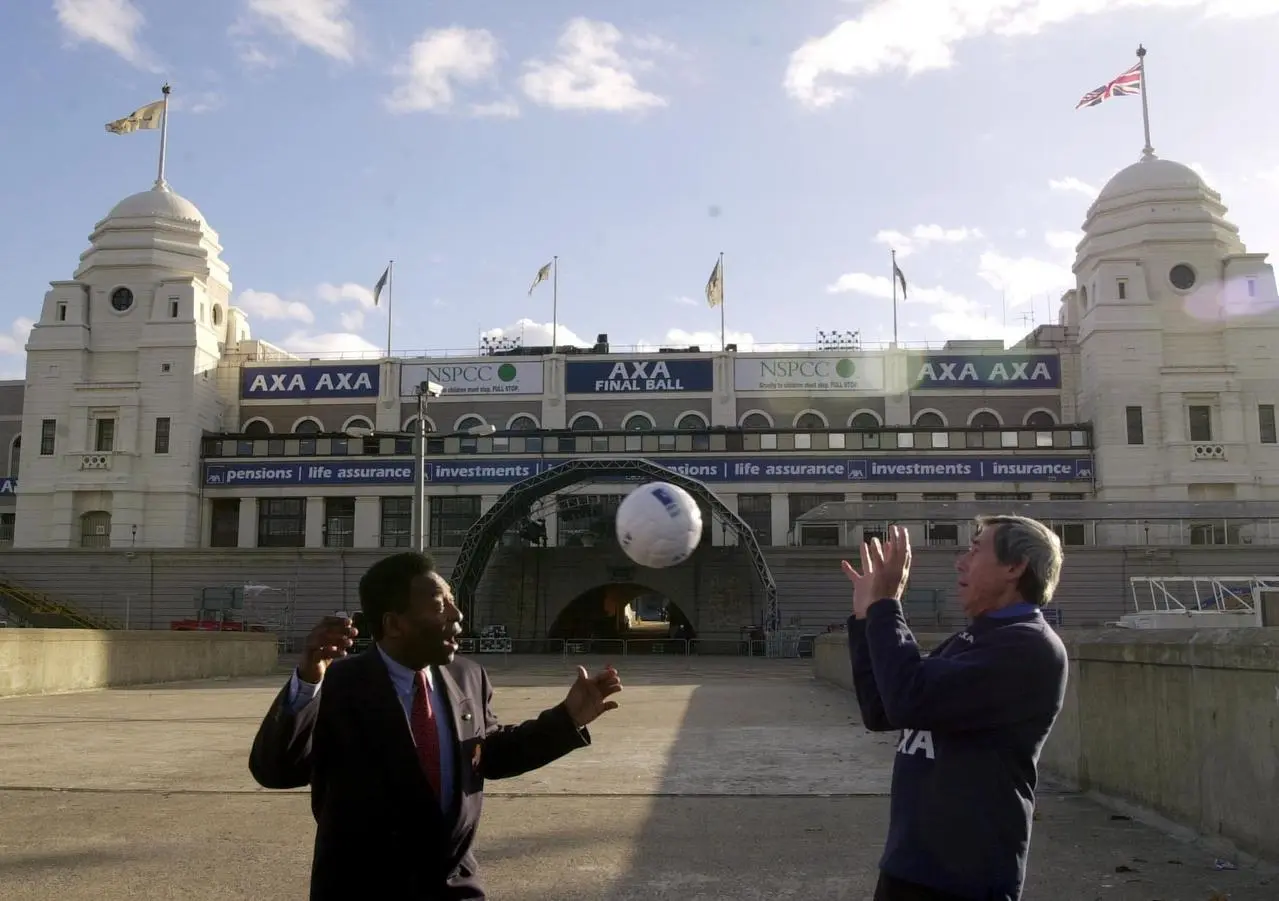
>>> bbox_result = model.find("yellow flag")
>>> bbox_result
[105,100,164,135]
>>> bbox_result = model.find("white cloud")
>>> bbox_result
[169,91,224,115]
[672,295,698,306]
[784,0,1279,108]
[235,289,315,324]
[317,281,376,310]
[339,309,365,332]
[481,319,593,348]
[241,0,355,62]
[470,99,521,119]
[54,0,154,70]
[875,224,983,258]
[0,318,35,377]
[827,271,1024,344]
[277,330,381,358]
[634,329,804,352]
[520,18,667,112]
[1049,176,1097,197]
[386,27,503,114]
[1044,230,1083,252]
[977,251,1074,308]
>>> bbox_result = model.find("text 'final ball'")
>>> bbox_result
[615,482,704,569]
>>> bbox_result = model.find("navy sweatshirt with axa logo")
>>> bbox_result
[848,599,1068,901]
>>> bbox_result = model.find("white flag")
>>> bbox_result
[528,261,553,296]
[105,100,164,135]
[705,258,723,308]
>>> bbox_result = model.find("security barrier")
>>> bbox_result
[454,636,810,659]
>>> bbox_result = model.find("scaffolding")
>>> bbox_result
[172,582,297,652]
[1121,576,1274,628]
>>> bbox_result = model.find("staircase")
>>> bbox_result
[0,578,120,630]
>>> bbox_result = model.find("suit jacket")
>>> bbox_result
[248,648,591,900]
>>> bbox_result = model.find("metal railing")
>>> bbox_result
[453,635,816,660]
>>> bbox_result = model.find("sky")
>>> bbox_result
[1,0,1278,375]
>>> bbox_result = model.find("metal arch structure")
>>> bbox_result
[448,457,780,632]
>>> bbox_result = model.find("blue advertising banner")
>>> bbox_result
[0,478,15,495]
[204,455,1092,487]
[909,354,1060,389]
[204,461,415,487]
[565,358,714,393]
[240,363,381,400]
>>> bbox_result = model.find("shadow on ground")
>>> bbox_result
[0,654,1271,900]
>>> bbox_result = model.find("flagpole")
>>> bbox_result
[385,260,394,359]
[155,83,171,189]
[551,256,559,351]
[718,252,726,352]
[891,249,899,347]
[1137,45,1153,158]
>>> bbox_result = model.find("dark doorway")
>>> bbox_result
[548,583,697,642]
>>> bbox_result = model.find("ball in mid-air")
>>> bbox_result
[615,482,704,569]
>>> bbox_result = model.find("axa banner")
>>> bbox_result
[734,354,886,392]
[204,462,416,487]
[565,358,714,394]
[204,455,1091,487]
[0,478,15,495]
[399,359,544,397]
[908,353,1060,389]
[240,363,381,400]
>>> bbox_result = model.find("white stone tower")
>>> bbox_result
[14,176,236,548]
[1061,150,1279,504]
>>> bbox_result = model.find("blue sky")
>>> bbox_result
[1,0,1277,373]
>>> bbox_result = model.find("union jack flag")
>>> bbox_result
[1076,62,1142,109]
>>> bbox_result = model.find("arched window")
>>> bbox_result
[1026,410,1057,428]
[969,410,1001,428]
[404,416,437,435]
[343,416,373,433]
[8,436,18,479]
[293,418,322,435]
[569,413,601,431]
[675,412,708,429]
[739,412,772,428]
[455,415,487,433]
[849,412,880,429]
[794,411,827,429]
[243,419,271,436]
[622,413,655,431]
[914,411,946,428]
[80,511,112,548]
[507,415,538,431]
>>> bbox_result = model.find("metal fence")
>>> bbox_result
[456,636,814,659]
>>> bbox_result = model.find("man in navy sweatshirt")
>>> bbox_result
[843,517,1069,901]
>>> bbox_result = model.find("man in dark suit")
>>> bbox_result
[249,551,623,900]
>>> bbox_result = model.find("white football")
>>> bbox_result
[615,481,704,569]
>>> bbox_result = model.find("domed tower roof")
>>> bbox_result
[106,184,206,225]
[74,181,227,283]
[1076,152,1243,267]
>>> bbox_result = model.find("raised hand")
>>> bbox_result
[841,524,912,618]
[563,665,622,728]
[298,614,359,684]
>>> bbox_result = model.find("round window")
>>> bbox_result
[110,287,134,312]
[1169,264,1196,291]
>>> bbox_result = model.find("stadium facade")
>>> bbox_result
[2,151,1277,640]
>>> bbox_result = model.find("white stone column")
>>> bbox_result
[305,496,325,547]
[354,496,380,547]
[237,497,258,548]
[770,492,790,547]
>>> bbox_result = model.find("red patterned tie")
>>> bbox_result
[411,669,443,799]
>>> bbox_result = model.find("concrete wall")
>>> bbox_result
[812,628,1279,862]
[0,629,279,697]
[2,544,1278,642]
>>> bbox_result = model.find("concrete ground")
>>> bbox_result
[0,654,1272,901]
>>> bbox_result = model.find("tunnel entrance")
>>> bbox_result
[548,582,697,643]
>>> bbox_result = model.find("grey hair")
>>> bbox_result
[974,514,1064,606]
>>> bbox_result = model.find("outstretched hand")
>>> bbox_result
[840,524,913,618]
[563,665,622,728]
